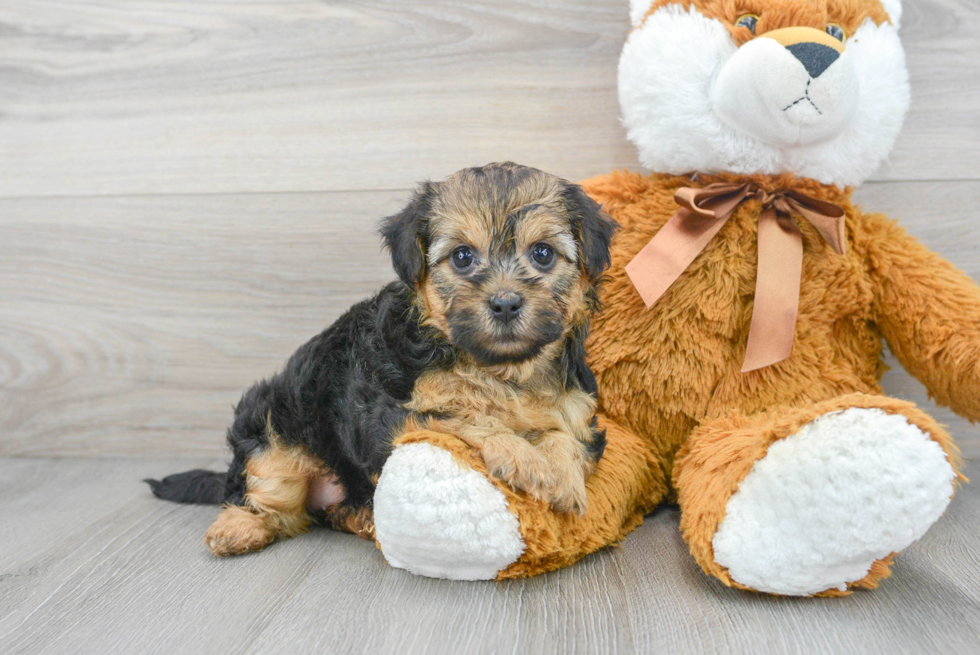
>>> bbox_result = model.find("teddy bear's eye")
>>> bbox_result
[735,14,759,34]
[826,23,846,42]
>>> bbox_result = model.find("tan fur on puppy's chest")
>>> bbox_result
[406,354,597,446]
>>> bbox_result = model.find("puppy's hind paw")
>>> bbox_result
[204,506,276,556]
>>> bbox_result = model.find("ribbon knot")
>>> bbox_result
[624,182,846,373]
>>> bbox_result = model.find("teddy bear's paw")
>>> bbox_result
[374,442,525,580]
[711,408,956,596]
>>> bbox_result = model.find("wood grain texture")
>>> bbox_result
[0,0,976,198]
[3,182,979,458]
[245,538,636,655]
[0,191,404,457]
[0,458,326,655]
[0,456,218,567]
[884,0,980,181]
[0,0,634,197]
[1,457,977,654]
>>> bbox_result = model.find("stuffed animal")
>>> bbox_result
[372,0,974,596]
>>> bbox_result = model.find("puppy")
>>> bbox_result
[146,162,617,556]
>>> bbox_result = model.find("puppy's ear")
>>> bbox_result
[561,323,599,395]
[563,183,618,284]
[380,182,438,287]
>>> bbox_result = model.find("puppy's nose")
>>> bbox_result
[488,291,523,324]
[762,27,844,79]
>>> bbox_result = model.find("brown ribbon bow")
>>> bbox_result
[624,182,846,373]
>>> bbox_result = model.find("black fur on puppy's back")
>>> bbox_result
[147,281,455,512]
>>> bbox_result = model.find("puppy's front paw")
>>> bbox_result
[532,435,591,516]
[547,474,588,516]
[480,441,553,503]
[204,506,276,556]
[480,441,587,515]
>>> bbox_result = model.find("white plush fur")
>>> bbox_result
[374,442,525,580]
[711,35,860,149]
[629,0,656,28]
[618,6,910,186]
[880,0,903,28]
[712,408,955,596]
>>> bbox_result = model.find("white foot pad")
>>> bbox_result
[712,408,956,596]
[374,442,525,580]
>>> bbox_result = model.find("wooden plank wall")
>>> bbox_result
[1,0,978,458]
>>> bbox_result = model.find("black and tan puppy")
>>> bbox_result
[147,162,616,556]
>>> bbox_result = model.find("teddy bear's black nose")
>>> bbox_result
[786,42,840,78]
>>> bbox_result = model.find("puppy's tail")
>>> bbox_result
[144,469,225,505]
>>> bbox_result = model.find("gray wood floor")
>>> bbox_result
[0,457,978,654]
[2,0,979,653]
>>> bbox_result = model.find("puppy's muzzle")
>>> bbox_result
[488,291,524,325]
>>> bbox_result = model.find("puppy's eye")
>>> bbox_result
[826,23,846,42]
[530,243,555,269]
[451,245,474,271]
[735,14,759,34]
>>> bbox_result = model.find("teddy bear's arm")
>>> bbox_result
[861,211,980,421]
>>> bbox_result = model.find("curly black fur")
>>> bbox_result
[147,282,455,518]
[145,469,225,504]
[562,183,618,286]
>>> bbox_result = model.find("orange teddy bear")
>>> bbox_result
[373,0,972,596]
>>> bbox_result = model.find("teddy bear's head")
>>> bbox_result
[620,0,908,187]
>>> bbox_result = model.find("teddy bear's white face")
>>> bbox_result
[620,0,908,187]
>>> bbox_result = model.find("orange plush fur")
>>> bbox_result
[639,0,891,43]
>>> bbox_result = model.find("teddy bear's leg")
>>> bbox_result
[373,416,666,580]
[673,393,963,597]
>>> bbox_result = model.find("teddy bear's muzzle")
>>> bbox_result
[710,26,859,149]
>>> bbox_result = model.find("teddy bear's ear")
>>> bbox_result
[380,182,438,287]
[562,183,618,285]
[629,0,657,28]
[879,0,902,28]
